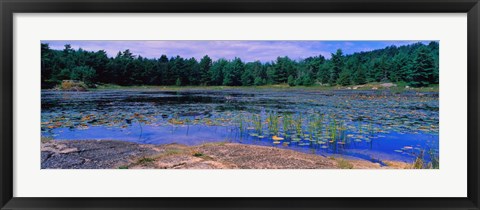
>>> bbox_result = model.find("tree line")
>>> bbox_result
[41,41,438,88]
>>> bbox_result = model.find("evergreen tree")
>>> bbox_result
[70,66,96,85]
[185,57,200,85]
[175,78,182,86]
[222,58,244,86]
[209,59,227,85]
[242,62,259,86]
[41,43,56,88]
[266,66,276,85]
[428,41,439,83]
[317,61,331,85]
[273,56,295,83]
[337,69,351,86]
[353,65,367,85]
[153,55,169,85]
[408,46,435,87]
[254,77,265,86]
[40,42,439,88]
[329,49,343,85]
[199,55,212,85]
[287,75,295,86]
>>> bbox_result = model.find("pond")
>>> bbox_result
[41,88,439,166]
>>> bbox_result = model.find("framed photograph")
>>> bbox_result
[1,0,479,209]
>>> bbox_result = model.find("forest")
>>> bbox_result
[41,41,439,88]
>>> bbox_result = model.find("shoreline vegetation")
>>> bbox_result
[98,83,439,92]
[49,82,439,93]
[41,138,414,169]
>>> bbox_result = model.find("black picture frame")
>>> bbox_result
[1,0,479,209]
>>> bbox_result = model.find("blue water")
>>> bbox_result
[44,122,438,164]
[41,89,439,165]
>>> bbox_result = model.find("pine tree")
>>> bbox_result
[287,75,295,86]
[329,49,343,85]
[273,56,295,83]
[353,65,366,85]
[317,62,331,85]
[175,78,182,86]
[428,41,439,83]
[222,58,244,86]
[408,46,434,87]
[241,62,256,86]
[209,59,227,85]
[41,41,439,88]
[337,69,351,86]
[254,77,264,86]
[199,55,212,85]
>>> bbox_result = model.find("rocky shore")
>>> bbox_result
[41,139,412,169]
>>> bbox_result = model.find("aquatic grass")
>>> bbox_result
[237,113,245,134]
[329,117,338,144]
[267,112,280,136]
[358,121,363,134]
[314,114,324,141]
[412,150,425,169]
[367,120,376,137]
[41,136,54,143]
[307,116,318,144]
[338,121,347,146]
[324,121,330,143]
[427,148,439,169]
[252,114,263,135]
[294,113,304,138]
[282,113,292,137]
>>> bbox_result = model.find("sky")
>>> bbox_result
[41,40,435,62]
